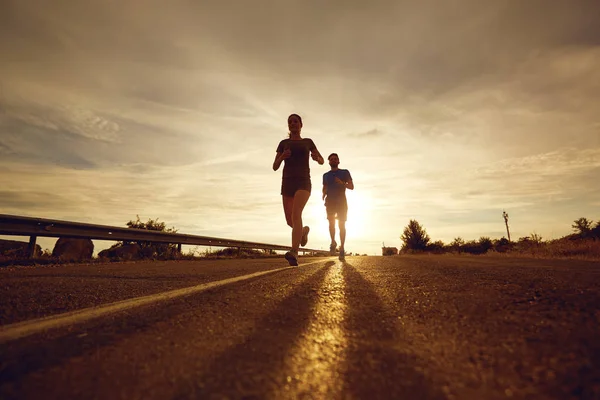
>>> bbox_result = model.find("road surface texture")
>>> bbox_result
[1,255,599,400]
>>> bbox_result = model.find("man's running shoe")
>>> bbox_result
[300,226,310,247]
[285,251,298,266]
[339,248,345,261]
[329,241,337,255]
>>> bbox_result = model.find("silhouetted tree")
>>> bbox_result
[400,219,430,251]
[427,240,445,253]
[529,232,543,244]
[572,217,593,238]
[515,235,544,251]
[592,221,600,239]
[461,240,484,254]
[478,236,494,253]
[125,215,179,259]
[459,237,493,254]
[494,237,512,253]
[450,237,465,253]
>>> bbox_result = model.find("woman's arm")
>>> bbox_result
[273,147,291,171]
[273,152,283,171]
[310,148,325,165]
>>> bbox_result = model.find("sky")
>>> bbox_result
[1,0,599,256]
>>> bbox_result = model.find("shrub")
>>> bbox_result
[118,216,179,260]
[400,219,430,251]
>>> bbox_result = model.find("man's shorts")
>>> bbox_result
[281,178,311,197]
[325,198,348,221]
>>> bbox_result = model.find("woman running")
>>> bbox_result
[273,113,324,266]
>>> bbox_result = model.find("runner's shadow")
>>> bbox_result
[341,262,446,399]
[0,265,333,390]
[174,261,335,399]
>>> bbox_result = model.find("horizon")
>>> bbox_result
[1,1,599,256]
[0,212,593,258]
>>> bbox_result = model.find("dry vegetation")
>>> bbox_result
[399,217,600,260]
[493,238,600,260]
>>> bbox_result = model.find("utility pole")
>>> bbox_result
[503,210,511,242]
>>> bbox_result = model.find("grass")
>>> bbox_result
[396,238,600,261]
[500,239,600,261]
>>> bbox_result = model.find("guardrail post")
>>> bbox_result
[28,235,38,258]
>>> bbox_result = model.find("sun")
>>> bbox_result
[306,189,375,250]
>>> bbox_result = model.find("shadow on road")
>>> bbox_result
[0,264,327,391]
[173,261,336,398]
[341,261,446,400]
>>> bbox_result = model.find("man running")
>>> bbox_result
[322,153,354,261]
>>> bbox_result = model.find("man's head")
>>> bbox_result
[328,153,340,168]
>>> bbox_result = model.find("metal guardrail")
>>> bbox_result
[0,214,322,258]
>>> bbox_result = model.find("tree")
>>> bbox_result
[450,237,465,253]
[427,240,445,253]
[494,237,512,253]
[450,237,465,247]
[572,217,593,238]
[592,221,600,239]
[529,232,543,244]
[400,219,430,251]
[478,236,493,253]
[125,215,179,259]
[462,240,484,254]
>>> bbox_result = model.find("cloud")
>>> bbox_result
[0,141,14,155]
[395,147,600,217]
[1,0,599,254]
[4,103,121,143]
[0,190,68,211]
[0,159,285,240]
[350,129,383,139]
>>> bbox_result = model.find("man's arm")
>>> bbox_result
[345,178,354,190]
[345,170,354,190]
[322,184,327,200]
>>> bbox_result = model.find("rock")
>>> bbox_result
[52,238,94,261]
[97,248,110,258]
[0,239,42,258]
[116,244,141,260]
[98,243,141,260]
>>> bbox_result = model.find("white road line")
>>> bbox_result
[0,260,326,344]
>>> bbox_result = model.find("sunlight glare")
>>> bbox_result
[306,189,375,252]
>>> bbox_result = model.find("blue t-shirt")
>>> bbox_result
[323,169,352,201]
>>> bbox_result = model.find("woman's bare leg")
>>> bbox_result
[282,196,294,228]
[291,190,311,253]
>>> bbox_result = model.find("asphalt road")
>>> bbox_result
[1,255,599,400]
